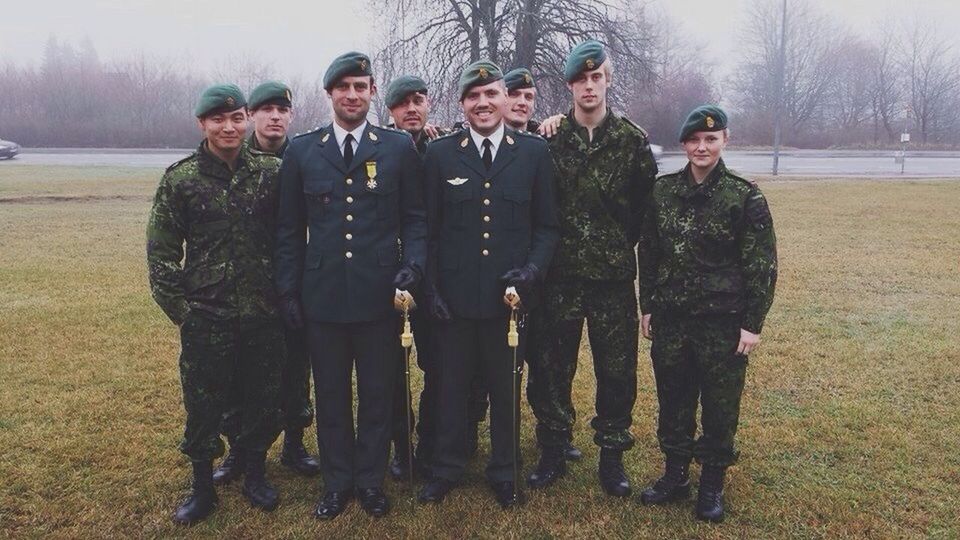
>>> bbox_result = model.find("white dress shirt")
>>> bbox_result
[468,122,505,162]
[333,120,367,157]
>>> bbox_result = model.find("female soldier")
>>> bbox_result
[636,105,777,523]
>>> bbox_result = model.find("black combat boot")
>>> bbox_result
[212,446,244,485]
[640,455,691,505]
[564,442,583,461]
[598,448,632,497]
[695,465,727,523]
[173,460,217,525]
[526,445,566,489]
[242,451,279,512]
[280,429,320,476]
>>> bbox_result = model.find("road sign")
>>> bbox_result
[901,133,911,143]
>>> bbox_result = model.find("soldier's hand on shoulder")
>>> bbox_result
[537,114,565,138]
[424,123,441,140]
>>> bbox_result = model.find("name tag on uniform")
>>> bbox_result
[446,177,468,186]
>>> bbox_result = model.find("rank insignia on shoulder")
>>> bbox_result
[369,132,378,142]
[460,137,469,148]
[447,177,468,186]
[321,133,330,143]
[505,135,515,145]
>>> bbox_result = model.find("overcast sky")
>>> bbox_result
[2,0,958,83]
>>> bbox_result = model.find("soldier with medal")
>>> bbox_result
[274,51,427,520]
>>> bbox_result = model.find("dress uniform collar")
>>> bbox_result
[468,121,505,160]
[333,120,368,156]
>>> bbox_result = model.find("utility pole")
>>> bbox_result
[772,0,788,176]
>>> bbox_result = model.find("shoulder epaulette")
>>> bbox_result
[620,116,649,139]
[431,130,462,144]
[165,152,197,173]
[373,124,406,135]
[656,168,684,181]
[514,129,545,140]
[726,169,758,188]
[293,126,324,140]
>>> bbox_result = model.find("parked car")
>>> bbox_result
[0,138,20,159]
[650,143,663,164]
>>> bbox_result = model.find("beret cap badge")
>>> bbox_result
[478,67,489,79]
[523,73,532,84]
[585,58,595,69]
[225,96,235,107]
[706,116,715,128]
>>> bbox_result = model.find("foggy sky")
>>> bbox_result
[2,0,958,84]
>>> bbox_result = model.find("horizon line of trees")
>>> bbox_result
[1,0,958,149]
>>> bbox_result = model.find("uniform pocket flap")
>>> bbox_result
[378,244,400,266]
[502,187,531,202]
[305,251,323,270]
[184,262,227,291]
[303,180,335,196]
[701,271,742,293]
[444,185,474,203]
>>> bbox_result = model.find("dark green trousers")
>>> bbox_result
[650,312,747,467]
[178,312,284,461]
[527,279,639,450]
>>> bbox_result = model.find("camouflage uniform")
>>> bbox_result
[637,159,777,466]
[526,109,658,450]
[218,135,314,447]
[147,141,284,461]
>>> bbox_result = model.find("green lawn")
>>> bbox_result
[1,165,958,539]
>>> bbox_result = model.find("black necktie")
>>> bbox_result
[343,133,355,167]
[482,138,493,170]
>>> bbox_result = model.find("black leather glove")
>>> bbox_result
[279,293,304,330]
[392,263,422,291]
[500,262,540,287]
[426,293,453,322]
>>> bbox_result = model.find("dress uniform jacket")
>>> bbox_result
[424,127,559,317]
[275,123,427,321]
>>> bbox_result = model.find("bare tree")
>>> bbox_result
[868,22,903,144]
[900,19,960,144]
[826,36,875,145]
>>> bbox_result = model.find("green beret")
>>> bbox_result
[195,83,246,118]
[458,60,503,100]
[249,80,292,111]
[563,40,607,82]
[504,68,535,91]
[323,51,373,91]
[679,104,728,142]
[384,75,428,109]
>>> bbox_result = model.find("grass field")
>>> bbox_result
[1,165,958,539]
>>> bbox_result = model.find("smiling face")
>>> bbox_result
[251,103,293,143]
[568,65,609,113]
[504,87,536,129]
[197,108,248,154]
[461,80,506,136]
[328,75,376,130]
[683,129,729,178]
[389,92,429,134]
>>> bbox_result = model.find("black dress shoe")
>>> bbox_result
[418,478,455,504]
[173,461,217,525]
[314,490,353,521]
[490,481,525,509]
[564,442,583,461]
[527,445,566,489]
[598,448,632,497]
[357,487,390,517]
[280,429,321,477]
[212,448,244,485]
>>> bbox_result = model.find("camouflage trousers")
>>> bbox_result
[178,312,284,461]
[650,312,746,467]
[527,279,639,450]
[222,326,313,448]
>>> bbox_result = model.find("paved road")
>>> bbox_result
[2,148,959,177]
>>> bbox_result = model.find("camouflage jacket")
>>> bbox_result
[637,159,778,333]
[547,108,658,281]
[146,141,282,325]
[248,133,289,158]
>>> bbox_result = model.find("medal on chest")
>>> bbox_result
[365,161,378,190]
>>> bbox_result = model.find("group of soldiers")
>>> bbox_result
[147,38,777,526]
